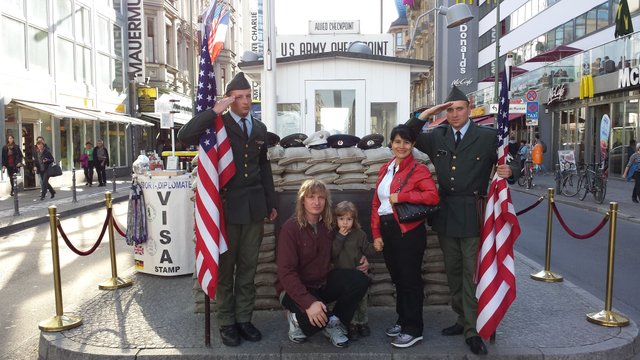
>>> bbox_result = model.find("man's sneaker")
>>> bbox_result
[391,333,423,348]
[385,324,402,337]
[323,320,349,348]
[287,312,306,343]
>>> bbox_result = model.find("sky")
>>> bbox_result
[274,0,400,35]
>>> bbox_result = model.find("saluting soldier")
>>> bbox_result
[406,86,517,356]
[178,72,277,347]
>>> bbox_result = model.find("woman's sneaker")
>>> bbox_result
[385,324,402,337]
[391,333,423,348]
[287,312,306,344]
[323,319,349,348]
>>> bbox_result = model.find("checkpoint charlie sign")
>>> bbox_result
[309,20,360,34]
[277,34,394,57]
[134,174,194,276]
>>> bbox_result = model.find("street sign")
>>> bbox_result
[489,103,526,114]
[526,118,539,126]
[526,101,539,119]
[526,89,538,102]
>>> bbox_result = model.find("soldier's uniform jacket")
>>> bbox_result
[407,117,517,238]
[178,109,276,224]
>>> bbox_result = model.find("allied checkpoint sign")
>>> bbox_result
[134,174,195,276]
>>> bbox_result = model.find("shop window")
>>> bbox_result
[98,122,108,153]
[86,121,95,146]
[108,122,119,167]
[276,103,302,137]
[2,17,26,69]
[118,124,126,165]
[60,119,70,169]
[370,103,397,142]
[27,0,47,27]
[55,0,73,38]
[28,27,48,73]
[72,120,82,169]
[56,37,75,81]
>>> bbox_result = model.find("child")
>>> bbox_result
[332,201,375,340]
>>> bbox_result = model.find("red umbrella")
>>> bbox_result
[524,45,581,63]
[479,66,528,82]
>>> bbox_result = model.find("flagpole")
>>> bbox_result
[493,0,501,125]
[263,0,277,131]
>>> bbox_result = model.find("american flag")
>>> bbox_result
[194,2,235,298]
[475,56,521,339]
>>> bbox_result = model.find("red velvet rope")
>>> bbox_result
[551,203,609,239]
[56,208,111,256]
[515,196,545,216]
[112,216,126,238]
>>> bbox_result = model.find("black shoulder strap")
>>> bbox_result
[396,163,417,193]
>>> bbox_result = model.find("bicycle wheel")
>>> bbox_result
[578,174,589,201]
[561,174,579,197]
[517,171,526,186]
[594,177,607,204]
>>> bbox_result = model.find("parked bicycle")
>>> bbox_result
[518,159,534,189]
[577,163,607,204]
[559,168,580,197]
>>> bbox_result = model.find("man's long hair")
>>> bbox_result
[295,179,332,230]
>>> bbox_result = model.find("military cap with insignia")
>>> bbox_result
[280,133,308,148]
[266,132,280,148]
[327,134,361,148]
[357,134,384,150]
[445,85,469,103]
[303,130,331,149]
[226,72,251,94]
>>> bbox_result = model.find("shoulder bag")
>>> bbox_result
[393,163,439,223]
[47,162,63,177]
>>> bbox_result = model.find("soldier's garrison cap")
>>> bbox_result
[327,134,361,149]
[445,85,469,103]
[357,134,385,150]
[225,72,251,94]
[280,133,308,148]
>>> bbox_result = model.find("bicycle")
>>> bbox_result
[559,168,579,197]
[518,160,534,189]
[577,163,607,204]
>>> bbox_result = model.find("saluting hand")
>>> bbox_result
[418,102,453,120]
[212,96,236,115]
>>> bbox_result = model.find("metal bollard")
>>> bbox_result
[71,168,77,203]
[38,206,83,331]
[554,164,562,194]
[12,173,20,216]
[586,202,630,327]
[531,188,563,282]
[98,192,133,290]
[112,167,117,193]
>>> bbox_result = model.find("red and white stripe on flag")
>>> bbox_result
[475,55,521,339]
[195,115,235,298]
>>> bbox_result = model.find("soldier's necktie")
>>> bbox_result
[241,118,249,140]
[455,131,462,148]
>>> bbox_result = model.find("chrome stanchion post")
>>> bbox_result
[112,167,117,193]
[587,202,629,327]
[98,192,133,290]
[12,173,20,216]
[39,206,82,331]
[531,188,563,282]
[71,167,77,203]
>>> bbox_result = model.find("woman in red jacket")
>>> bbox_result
[371,124,439,348]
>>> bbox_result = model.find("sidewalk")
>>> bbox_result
[38,254,639,360]
[509,172,640,223]
[0,177,132,236]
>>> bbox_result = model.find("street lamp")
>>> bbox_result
[406,3,474,58]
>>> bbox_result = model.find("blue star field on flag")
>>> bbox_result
[195,38,217,114]
[496,70,510,155]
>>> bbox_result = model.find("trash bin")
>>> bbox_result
[134,173,194,276]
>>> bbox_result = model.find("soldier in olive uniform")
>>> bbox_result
[406,86,517,356]
[178,72,277,347]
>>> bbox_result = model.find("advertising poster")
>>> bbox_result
[558,150,577,173]
[600,114,611,167]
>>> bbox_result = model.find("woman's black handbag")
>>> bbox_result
[47,163,63,177]
[393,163,439,223]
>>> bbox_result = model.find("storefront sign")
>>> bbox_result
[250,8,262,101]
[127,0,144,79]
[138,87,158,113]
[618,66,640,88]
[134,175,195,276]
[452,78,473,87]
[459,24,469,75]
[277,34,393,57]
[309,20,360,34]
[547,84,567,105]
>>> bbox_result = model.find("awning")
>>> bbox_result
[480,66,528,82]
[509,113,524,122]
[473,116,494,125]
[67,107,130,124]
[525,45,581,63]
[141,112,191,125]
[12,99,98,120]
[428,115,448,128]
[106,112,154,127]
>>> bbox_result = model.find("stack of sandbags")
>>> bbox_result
[305,148,340,190]
[362,147,393,188]
[422,229,450,305]
[367,261,396,306]
[254,222,280,309]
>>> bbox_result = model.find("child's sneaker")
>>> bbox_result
[287,311,306,343]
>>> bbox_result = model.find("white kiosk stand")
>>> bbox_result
[133,173,194,276]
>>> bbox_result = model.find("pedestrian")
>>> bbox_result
[32,141,56,200]
[409,85,518,356]
[371,124,440,348]
[534,134,547,173]
[331,200,376,341]
[93,139,109,186]
[177,72,277,347]
[628,139,637,161]
[79,141,94,186]
[622,142,640,203]
[2,135,24,196]
[275,179,369,348]
[518,140,529,170]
